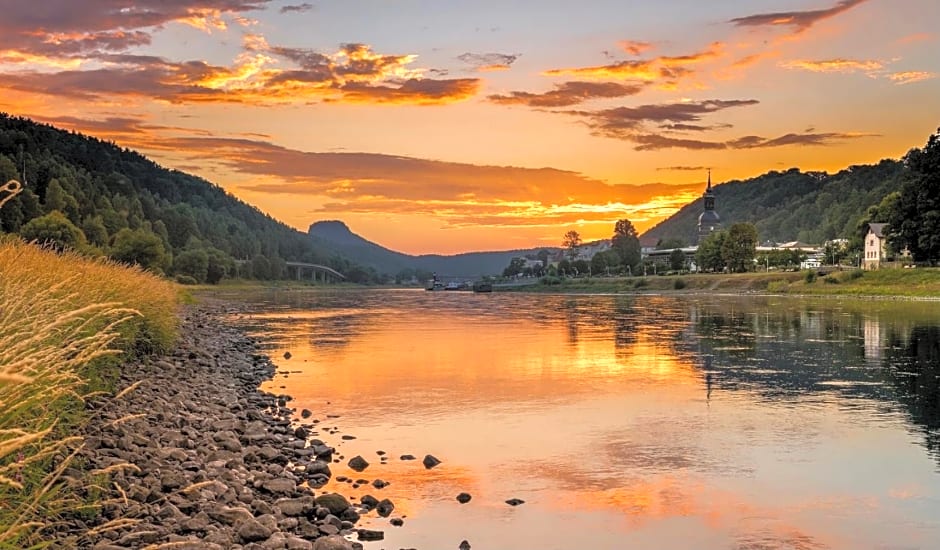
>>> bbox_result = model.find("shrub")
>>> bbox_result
[766,280,789,293]
[175,274,198,285]
[803,270,817,283]
[634,278,649,288]
[846,269,864,281]
[824,275,840,284]
[673,278,687,290]
[541,275,562,285]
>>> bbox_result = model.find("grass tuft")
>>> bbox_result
[0,237,178,546]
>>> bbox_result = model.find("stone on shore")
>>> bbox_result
[348,455,369,472]
[423,454,442,469]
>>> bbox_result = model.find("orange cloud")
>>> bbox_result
[888,71,936,85]
[618,40,654,56]
[897,32,933,44]
[781,58,883,73]
[0,38,481,106]
[543,42,723,86]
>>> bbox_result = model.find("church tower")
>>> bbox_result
[696,169,721,244]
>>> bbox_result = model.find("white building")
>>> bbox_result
[862,223,887,270]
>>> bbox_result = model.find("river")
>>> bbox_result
[224,288,940,550]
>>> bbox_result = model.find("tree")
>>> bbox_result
[887,128,940,263]
[81,215,109,247]
[20,210,86,251]
[174,248,209,283]
[562,230,582,259]
[503,257,526,278]
[558,258,572,276]
[696,231,726,272]
[43,178,80,222]
[205,248,234,284]
[611,218,641,272]
[537,249,550,269]
[111,228,168,271]
[669,248,686,271]
[591,251,609,274]
[721,222,759,272]
[572,259,590,276]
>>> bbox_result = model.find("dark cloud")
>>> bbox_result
[279,2,314,13]
[488,81,646,108]
[657,166,708,172]
[573,99,759,138]
[633,131,875,151]
[659,123,733,132]
[729,0,868,32]
[560,99,874,151]
[457,52,520,71]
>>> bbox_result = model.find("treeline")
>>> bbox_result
[643,159,906,246]
[0,114,372,283]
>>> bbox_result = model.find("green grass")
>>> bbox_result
[0,237,178,547]
[508,268,940,298]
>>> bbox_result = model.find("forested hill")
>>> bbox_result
[641,160,905,245]
[0,113,365,283]
[309,220,560,279]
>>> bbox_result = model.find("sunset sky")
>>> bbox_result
[1,0,938,254]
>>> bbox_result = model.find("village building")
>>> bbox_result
[862,223,888,270]
[696,170,722,245]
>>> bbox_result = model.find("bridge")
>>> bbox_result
[284,261,346,283]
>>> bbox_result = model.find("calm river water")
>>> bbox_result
[226,289,940,550]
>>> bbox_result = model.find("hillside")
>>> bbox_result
[0,114,365,282]
[642,160,905,245]
[309,220,559,278]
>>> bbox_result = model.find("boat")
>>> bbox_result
[444,281,462,291]
[425,281,445,291]
[472,281,493,293]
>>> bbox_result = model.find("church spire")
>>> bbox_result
[706,168,711,192]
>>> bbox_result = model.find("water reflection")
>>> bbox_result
[221,289,940,550]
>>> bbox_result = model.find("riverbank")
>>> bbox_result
[506,268,940,298]
[48,301,379,549]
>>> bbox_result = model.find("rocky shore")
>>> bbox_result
[54,303,376,549]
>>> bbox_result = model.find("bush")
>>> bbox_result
[846,268,864,281]
[824,275,840,284]
[541,275,562,285]
[803,270,817,283]
[175,274,198,285]
[767,280,789,293]
[634,278,649,288]
[673,278,687,290]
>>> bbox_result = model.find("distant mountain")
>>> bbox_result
[641,160,905,245]
[309,220,558,278]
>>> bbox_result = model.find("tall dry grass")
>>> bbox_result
[0,237,178,546]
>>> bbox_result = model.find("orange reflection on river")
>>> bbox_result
[226,289,940,550]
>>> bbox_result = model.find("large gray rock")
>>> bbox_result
[275,496,312,517]
[206,505,254,526]
[237,518,273,543]
[347,455,369,472]
[312,535,355,550]
[314,493,350,515]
